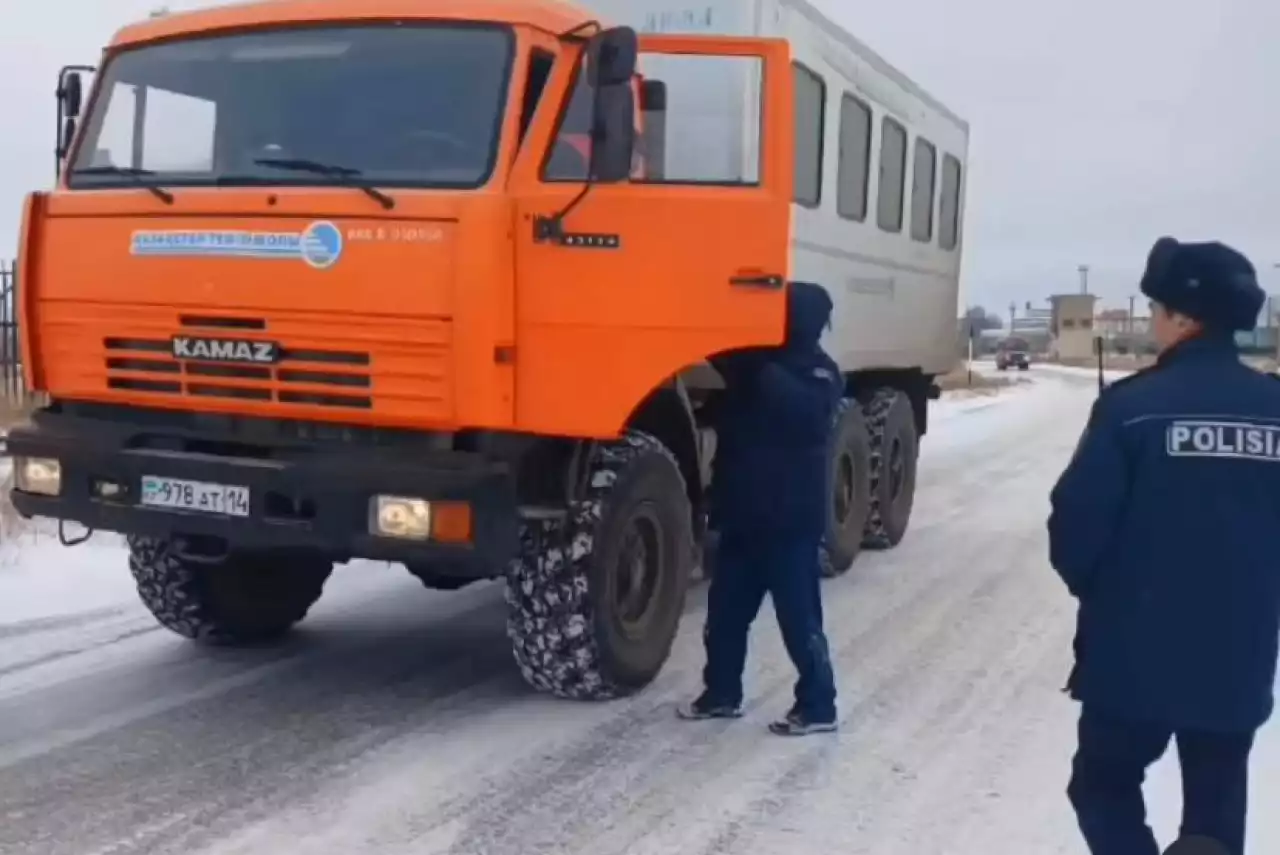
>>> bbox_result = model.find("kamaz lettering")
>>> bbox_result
[171,336,280,364]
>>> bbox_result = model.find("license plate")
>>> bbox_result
[139,476,251,517]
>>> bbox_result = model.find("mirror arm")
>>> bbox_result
[534,183,592,244]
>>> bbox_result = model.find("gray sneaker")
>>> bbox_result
[768,710,838,736]
[676,695,744,720]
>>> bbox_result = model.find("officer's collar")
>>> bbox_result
[1156,331,1239,366]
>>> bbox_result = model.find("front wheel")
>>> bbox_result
[128,536,332,645]
[505,431,694,700]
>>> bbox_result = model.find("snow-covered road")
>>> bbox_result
[1,368,1278,854]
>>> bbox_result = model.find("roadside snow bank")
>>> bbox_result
[0,532,134,625]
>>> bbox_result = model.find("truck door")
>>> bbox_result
[509,35,794,439]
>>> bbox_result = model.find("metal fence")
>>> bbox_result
[0,259,36,413]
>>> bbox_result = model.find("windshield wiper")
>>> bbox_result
[253,158,395,210]
[70,166,174,204]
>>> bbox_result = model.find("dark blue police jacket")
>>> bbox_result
[1049,334,1280,733]
[708,282,843,542]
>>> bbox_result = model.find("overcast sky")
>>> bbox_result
[1,0,1277,313]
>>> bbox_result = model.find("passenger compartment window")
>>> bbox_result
[876,116,907,233]
[792,62,825,207]
[909,136,937,243]
[939,153,963,250]
[836,93,871,221]
[543,52,763,185]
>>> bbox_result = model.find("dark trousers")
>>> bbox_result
[701,530,837,720]
[1068,705,1256,855]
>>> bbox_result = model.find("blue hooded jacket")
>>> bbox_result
[708,282,843,541]
[1049,333,1280,732]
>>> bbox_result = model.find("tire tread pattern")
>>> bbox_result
[127,536,331,645]
[861,388,916,550]
[504,431,687,701]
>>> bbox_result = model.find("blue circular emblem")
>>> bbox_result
[300,221,343,269]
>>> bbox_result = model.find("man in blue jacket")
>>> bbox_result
[1049,237,1280,855]
[678,281,843,736]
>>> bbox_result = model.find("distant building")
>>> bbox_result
[1049,293,1098,361]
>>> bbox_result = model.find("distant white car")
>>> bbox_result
[996,348,1030,371]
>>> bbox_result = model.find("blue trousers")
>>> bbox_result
[702,531,837,720]
[1068,706,1255,855]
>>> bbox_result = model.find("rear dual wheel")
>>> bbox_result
[822,388,921,574]
[820,399,872,577]
[861,389,920,550]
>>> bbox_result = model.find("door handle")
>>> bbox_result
[729,271,784,289]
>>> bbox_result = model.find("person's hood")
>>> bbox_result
[784,281,833,349]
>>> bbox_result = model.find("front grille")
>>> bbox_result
[103,335,373,409]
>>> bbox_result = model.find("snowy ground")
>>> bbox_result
[0,368,1277,854]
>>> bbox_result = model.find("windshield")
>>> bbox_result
[68,24,514,190]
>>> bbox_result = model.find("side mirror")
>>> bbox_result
[55,65,95,178]
[587,27,637,87]
[61,118,77,155]
[583,28,638,184]
[589,83,635,183]
[61,72,84,118]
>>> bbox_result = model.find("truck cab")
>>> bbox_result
[11,0,801,700]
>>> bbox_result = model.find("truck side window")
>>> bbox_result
[792,62,825,208]
[543,52,763,186]
[836,93,871,221]
[939,153,962,250]
[543,60,594,181]
[876,116,907,233]
[909,136,937,243]
[518,49,556,143]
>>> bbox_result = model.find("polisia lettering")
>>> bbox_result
[1165,419,1280,461]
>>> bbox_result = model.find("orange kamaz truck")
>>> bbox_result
[10,0,967,700]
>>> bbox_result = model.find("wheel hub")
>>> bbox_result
[613,505,663,639]
[887,436,906,501]
[833,452,855,524]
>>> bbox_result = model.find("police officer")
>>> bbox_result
[677,281,843,736]
[1048,237,1280,855]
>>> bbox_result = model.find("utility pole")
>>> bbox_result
[1129,295,1135,333]
[1273,265,1279,366]
[1078,264,1090,295]
[1009,301,1016,332]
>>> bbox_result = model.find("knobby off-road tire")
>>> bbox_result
[505,431,694,700]
[127,536,333,645]
[861,389,920,550]
[820,398,873,578]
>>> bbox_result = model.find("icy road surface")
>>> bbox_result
[1,368,1278,854]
